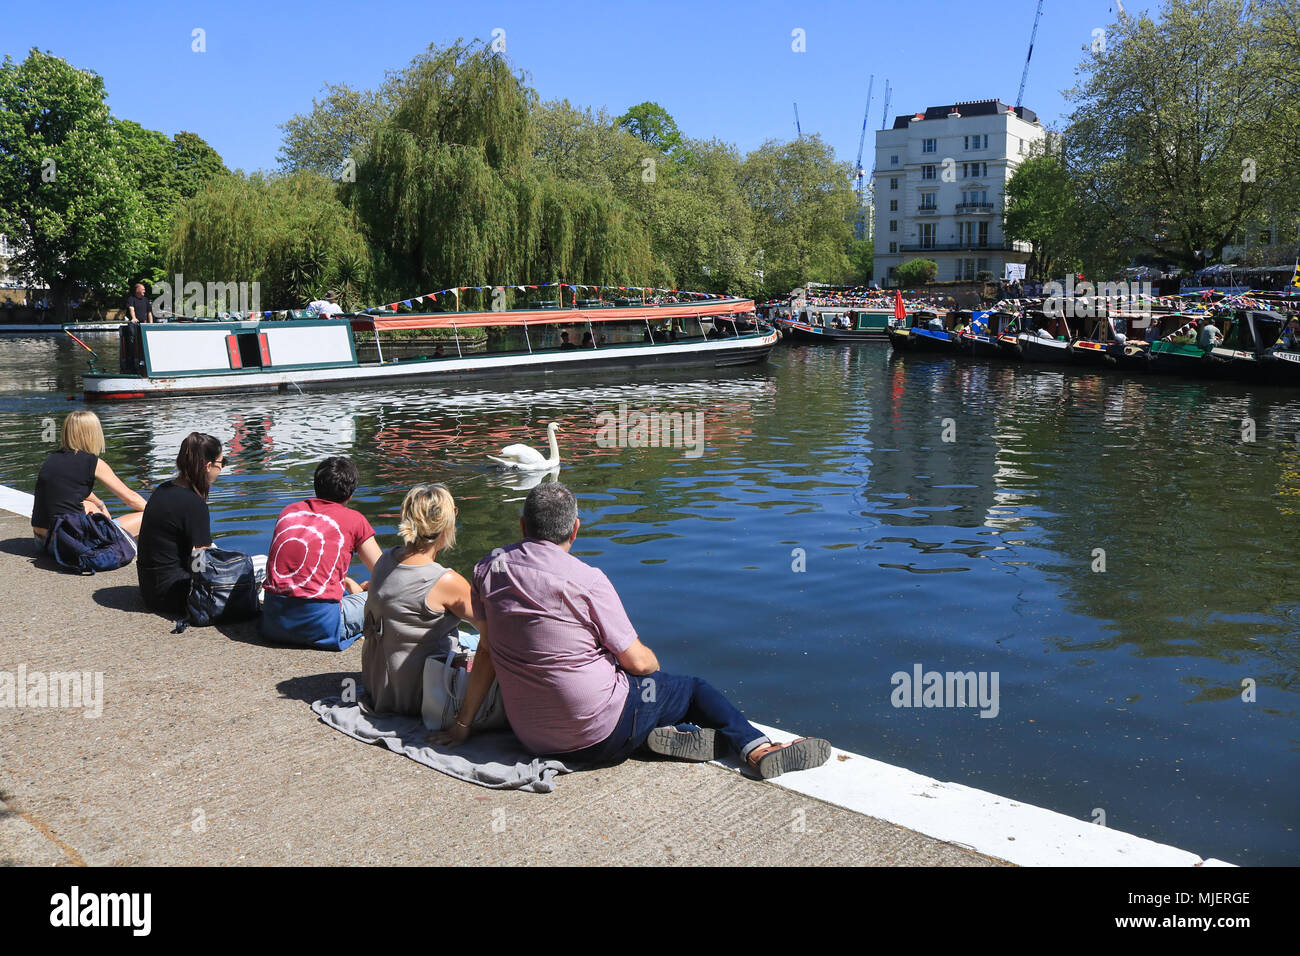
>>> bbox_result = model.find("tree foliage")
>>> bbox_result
[1003,144,1084,280]
[278,82,392,178]
[739,135,857,293]
[168,170,373,309]
[1064,0,1296,269]
[896,258,938,286]
[346,42,654,299]
[0,49,146,311]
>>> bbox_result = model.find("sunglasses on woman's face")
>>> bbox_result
[210,457,226,468]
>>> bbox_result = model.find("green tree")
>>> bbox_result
[616,101,683,154]
[347,41,653,297]
[169,171,373,311]
[114,124,227,285]
[0,50,146,315]
[278,82,390,178]
[1064,0,1291,269]
[847,237,873,284]
[1003,145,1082,280]
[895,258,938,286]
[739,135,856,296]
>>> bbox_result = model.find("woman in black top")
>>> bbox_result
[137,432,225,615]
[32,411,147,547]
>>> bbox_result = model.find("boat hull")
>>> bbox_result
[1018,334,1074,364]
[786,324,889,343]
[85,331,778,400]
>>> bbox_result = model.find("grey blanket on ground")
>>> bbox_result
[310,695,574,793]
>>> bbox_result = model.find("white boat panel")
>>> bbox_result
[146,327,233,373]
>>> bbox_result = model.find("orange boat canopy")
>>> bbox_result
[350,297,756,332]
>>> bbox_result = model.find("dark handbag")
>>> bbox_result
[182,547,261,627]
[47,511,135,573]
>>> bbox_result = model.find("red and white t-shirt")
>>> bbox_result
[265,499,376,601]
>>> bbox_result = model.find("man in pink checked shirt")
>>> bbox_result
[434,483,830,779]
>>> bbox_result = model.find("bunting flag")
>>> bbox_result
[1291,260,1300,289]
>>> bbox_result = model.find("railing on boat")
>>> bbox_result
[346,297,760,361]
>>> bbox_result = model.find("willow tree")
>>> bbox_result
[168,170,373,310]
[347,41,653,298]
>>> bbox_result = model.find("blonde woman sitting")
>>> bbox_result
[361,483,482,716]
[32,410,147,550]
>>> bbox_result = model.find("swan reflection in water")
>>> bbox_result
[486,465,562,500]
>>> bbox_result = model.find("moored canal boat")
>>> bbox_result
[81,297,775,400]
[888,310,957,353]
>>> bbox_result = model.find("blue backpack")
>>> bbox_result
[46,511,136,573]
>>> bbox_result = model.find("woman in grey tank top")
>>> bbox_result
[361,484,481,715]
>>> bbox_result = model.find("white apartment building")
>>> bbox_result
[872,99,1045,285]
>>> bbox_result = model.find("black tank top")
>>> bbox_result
[32,449,97,528]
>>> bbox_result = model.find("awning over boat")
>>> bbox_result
[348,297,756,332]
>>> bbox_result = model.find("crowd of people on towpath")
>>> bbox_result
[26,411,831,780]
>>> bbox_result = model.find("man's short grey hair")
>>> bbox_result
[523,482,578,544]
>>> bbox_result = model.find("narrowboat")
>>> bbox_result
[1014,310,1074,364]
[955,311,1016,358]
[81,297,776,400]
[888,310,957,353]
[778,305,892,343]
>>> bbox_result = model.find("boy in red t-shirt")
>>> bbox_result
[260,457,382,650]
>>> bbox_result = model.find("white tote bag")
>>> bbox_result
[421,648,508,732]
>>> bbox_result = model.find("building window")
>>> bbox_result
[978,222,989,247]
[922,165,936,180]
[889,199,898,211]
[1018,139,1026,154]
[962,162,987,178]
[889,177,899,190]
[889,220,898,232]
[922,138,937,153]
[964,134,988,150]
[890,155,899,166]
[919,193,937,210]
[888,242,898,254]
[977,257,989,274]
[919,223,935,249]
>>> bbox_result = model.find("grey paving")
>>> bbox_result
[0,512,1000,866]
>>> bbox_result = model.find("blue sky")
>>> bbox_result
[5,0,1155,173]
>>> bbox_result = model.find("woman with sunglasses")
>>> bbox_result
[137,432,227,616]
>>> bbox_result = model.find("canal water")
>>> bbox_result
[1,331,1296,865]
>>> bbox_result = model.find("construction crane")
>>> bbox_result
[1016,0,1044,109]
[879,80,892,130]
[793,102,803,139]
[854,76,874,239]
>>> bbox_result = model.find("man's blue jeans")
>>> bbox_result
[557,671,768,765]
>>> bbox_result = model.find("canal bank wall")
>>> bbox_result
[0,488,1232,866]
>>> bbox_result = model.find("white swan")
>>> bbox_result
[487,421,561,471]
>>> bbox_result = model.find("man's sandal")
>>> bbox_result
[746,737,831,779]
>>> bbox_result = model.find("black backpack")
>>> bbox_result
[47,512,136,574]
[178,547,261,629]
